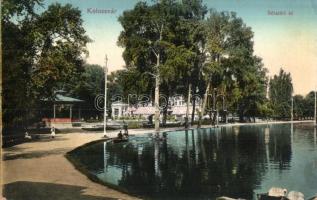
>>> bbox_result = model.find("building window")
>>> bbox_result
[114,108,119,117]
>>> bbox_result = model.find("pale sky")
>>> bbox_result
[42,0,317,95]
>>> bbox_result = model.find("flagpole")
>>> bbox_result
[104,55,108,137]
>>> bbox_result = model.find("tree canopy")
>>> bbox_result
[2,0,90,130]
[269,69,293,119]
[118,1,270,124]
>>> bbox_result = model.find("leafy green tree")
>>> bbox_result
[293,95,305,120]
[30,3,91,99]
[118,1,168,131]
[118,3,268,125]
[197,9,230,127]
[235,56,268,121]
[2,0,43,130]
[195,10,268,123]
[2,1,90,132]
[303,91,315,119]
[118,0,207,129]
[116,68,153,99]
[269,69,293,119]
[65,64,105,119]
[222,12,268,122]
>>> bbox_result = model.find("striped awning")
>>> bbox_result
[134,106,156,115]
[171,106,193,115]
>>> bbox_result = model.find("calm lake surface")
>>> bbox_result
[70,123,317,199]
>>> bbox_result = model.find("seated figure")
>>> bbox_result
[25,132,31,139]
[117,131,123,139]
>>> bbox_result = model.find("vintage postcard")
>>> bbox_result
[1,0,317,199]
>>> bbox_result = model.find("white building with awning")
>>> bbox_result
[111,95,201,121]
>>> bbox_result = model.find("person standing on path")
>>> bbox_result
[51,127,55,138]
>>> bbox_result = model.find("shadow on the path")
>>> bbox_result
[3,181,118,200]
[4,146,30,152]
[28,136,70,143]
[3,148,69,160]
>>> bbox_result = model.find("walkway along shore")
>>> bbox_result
[1,120,314,200]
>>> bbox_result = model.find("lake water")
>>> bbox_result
[70,123,317,199]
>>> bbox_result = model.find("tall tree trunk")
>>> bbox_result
[198,81,210,128]
[191,92,196,126]
[162,99,168,126]
[185,83,191,128]
[154,24,163,134]
[155,68,160,133]
[212,88,216,126]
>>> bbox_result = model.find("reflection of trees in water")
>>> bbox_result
[315,127,317,147]
[207,126,268,199]
[72,125,293,199]
[293,124,317,148]
[107,127,272,199]
[268,125,292,170]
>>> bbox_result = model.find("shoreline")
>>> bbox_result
[2,120,315,200]
[204,120,314,127]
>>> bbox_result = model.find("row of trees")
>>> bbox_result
[268,69,316,120]
[293,92,316,120]
[117,0,267,130]
[116,0,316,127]
[3,0,315,135]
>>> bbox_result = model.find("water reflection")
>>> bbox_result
[314,126,317,147]
[268,125,292,170]
[70,123,317,199]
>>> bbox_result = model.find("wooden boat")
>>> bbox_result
[257,193,289,200]
[287,191,304,200]
[257,187,289,200]
[216,196,249,200]
[112,138,128,143]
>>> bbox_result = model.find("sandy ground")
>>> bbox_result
[1,120,313,200]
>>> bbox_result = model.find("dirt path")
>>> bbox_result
[2,127,182,200]
[2,133,137,200]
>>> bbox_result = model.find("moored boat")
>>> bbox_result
[112,138,128,143]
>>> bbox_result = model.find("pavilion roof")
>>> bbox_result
[42,94,84,103]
